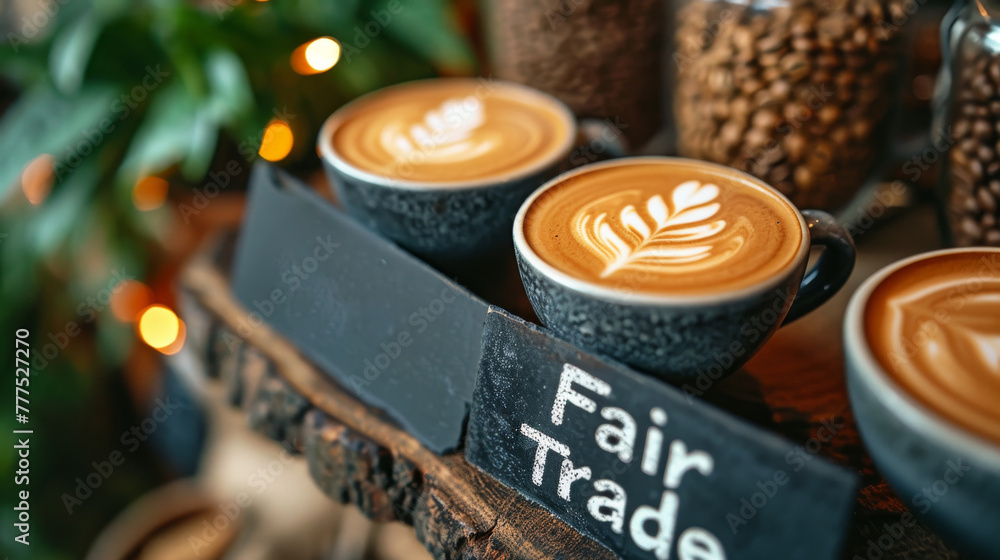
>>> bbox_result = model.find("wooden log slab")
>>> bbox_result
[180,243,616,560]
[178,224,961,560]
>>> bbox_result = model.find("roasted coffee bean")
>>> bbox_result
[817,105,842,126]
[752,109,781,131]
[978,145,996,163]
[961,216,983,239]
[945,45,1000,246]
[784,133,807,162]
[978,187,997,213]
[675,0,904,210]
[953,118,972,139]
[972,118,996,139]
[970,158,985,181]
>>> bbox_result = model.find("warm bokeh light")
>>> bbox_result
[138,305,182,350]
[258,120,294,162]
[157,320,186,356]
[305,38,341,71]
[21,154,55,205]
[290,37,341,75]
[111,280,154,322]
[132,176,169,211]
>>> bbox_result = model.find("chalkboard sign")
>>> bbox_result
[231,164,488,453]
[467,309,858,560]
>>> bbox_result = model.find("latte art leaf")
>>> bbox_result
[386,96,493,161]
[571,181,746,278]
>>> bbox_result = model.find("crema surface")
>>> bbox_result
[523,160,803,295]
[331,80,573,184]
[865,251,1000,443]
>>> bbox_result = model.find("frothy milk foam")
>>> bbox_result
[331,79,574,184]
[523,160,803,295]
[865,251,1000,443]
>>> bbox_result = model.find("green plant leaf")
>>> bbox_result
[204,48,253,125]
[117,81,218,183]
[182,105,219,179]
[29,158,99,257]
[0,85,116,202]
[383,1,474,71]
[49,13,103,94]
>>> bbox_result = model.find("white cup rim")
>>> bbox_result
[512,156,811,306]
[317,77,578,191]
[844,246,1000,465]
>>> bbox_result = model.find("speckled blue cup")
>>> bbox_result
[513,157,856,384]
[318,78,577,265]
[845,248,1000,560]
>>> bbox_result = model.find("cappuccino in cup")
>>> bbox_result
[844,247,1000,558]
[319,78,577,261]
[521,160,803,295]
[863,250,1000,442]
[514,157,856,381]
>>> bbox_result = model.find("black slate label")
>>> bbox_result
[466,309,857,560]
[231,164,488,454]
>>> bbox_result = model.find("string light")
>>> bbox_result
[138,305,184,354]
[111,281,153,323]
[21,154,55,205]
[291,37,341,75]
[132,176,169,211]
[258,120,294,162]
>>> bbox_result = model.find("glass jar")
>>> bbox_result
[936,0,1000,246]
[673,0,907,210]
[481,0,667,150]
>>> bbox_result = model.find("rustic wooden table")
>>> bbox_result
[177,202,962,559]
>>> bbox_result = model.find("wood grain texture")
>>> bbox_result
[179,247,615,560]
[178,208,963,559]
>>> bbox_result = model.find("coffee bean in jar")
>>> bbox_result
[673,0,906,211]
[938,0,1000,247]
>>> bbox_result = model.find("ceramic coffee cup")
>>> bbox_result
[844,247,1000,559]
[513,157,856,383]
[318,77,579,264]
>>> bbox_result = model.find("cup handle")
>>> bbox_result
[782,210,857,324]
[577,117,630,160]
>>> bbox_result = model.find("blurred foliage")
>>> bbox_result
[0,0,473,557]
